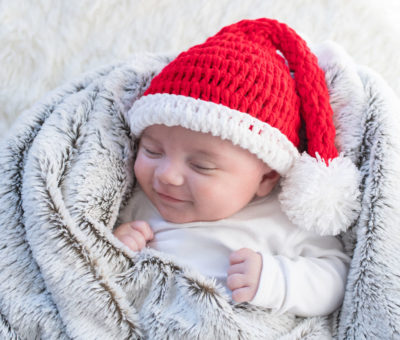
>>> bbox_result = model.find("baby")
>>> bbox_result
[114,18,359,317]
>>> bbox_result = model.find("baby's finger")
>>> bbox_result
[229,248,253,265]
[113,222,134,237]
[129,229,148,250]
[116,232,144,252]
[227,262,245,276]
[231,287,254,303]
[226,273,247,291]
[130,220,154,241]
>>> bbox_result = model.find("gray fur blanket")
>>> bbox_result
[1,43,400,339]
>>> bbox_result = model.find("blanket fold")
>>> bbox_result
[1,44,400,339]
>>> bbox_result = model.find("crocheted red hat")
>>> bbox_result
[129,18,360,235]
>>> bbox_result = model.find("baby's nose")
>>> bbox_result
[155,161,184,186]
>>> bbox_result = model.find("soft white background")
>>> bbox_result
[1,0,399,140]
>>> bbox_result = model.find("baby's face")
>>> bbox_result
[134,125,279,223]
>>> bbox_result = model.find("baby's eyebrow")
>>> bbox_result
[140,133,159,143]
[191,149,223,160]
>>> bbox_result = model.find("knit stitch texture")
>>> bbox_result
[145,19,338,161]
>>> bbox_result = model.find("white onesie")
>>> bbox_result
[120,186,350,317]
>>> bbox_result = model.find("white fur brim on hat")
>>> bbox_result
[128,93,361,236]
[129,93,300,174]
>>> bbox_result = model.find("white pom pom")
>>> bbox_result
[279,153,361,235]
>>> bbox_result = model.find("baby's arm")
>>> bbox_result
[227,248,262,303]
[113,220,154,251]
[251,233,349,317]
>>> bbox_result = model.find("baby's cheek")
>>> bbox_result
[134,155,150,183]
[194,180,221,204]
[193,181,240,220]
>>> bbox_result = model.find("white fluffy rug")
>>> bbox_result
[1,0,399,140]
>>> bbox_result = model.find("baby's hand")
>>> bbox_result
[113,220,154,252]
[227,248,262,303]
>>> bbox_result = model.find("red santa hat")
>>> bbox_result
[128,18,360,235]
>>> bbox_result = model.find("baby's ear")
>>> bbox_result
[256,170,280,197]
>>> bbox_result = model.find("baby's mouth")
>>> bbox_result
[156,191,186,203]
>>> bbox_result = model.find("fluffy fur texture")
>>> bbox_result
[1,0,400,141]
[1,43,400,339]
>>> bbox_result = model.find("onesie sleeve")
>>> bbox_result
[250,231,350,317]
